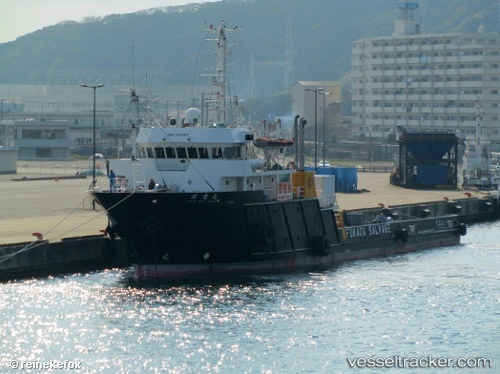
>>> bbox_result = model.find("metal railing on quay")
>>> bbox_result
[82,195,102,211]
[16,159,104,176]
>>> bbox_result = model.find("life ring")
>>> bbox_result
[287,161,296,170]
[314,235,330,257]
[399,228,409,241]
[458,223,467,236]
[257,223,275,245]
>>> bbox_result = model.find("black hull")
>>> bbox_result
[91,191,463,279]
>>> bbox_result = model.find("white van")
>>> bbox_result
[89,153,104,160]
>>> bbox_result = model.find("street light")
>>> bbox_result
[318,91,331,166]
[304,87,322,171]
[80,83,104,193]
[1,99,4,148]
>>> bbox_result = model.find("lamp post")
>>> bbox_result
[80,83,104,193]
[305,87,322,171]
[1,99,4,148]
[318,91,331,166]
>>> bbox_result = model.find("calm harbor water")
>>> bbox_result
[1,222,498,373]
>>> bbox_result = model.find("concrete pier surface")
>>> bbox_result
[336,172,495,210]
[0,174,108,244]
[0,171,492,245]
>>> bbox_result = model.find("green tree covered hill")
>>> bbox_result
[0,0,496,95]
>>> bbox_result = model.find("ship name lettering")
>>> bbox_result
[188,193,220,204]
[368,223,391,235]
[346,223,391,239]
[346,226,367,238]
[435,219,446,230]
[167,133,190,137]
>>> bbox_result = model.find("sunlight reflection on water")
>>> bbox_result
[1,222,498,373]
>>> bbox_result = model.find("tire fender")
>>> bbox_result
[314,235,331,257]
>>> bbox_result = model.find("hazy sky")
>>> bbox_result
[0,0,218,43]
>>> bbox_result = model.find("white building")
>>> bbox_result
[351,2,500,149]
[291,81,342,139]
[0,119,72,159]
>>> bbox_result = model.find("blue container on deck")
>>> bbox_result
[345,167,358,192]
[332,167,344,191]
[333,167,358,193]
[316,166,334,175]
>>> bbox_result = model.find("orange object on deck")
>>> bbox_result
[32,232,43,240]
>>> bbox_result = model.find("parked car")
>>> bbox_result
[76,169,105,177]
[89,153,104,160]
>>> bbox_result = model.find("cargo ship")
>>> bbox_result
[89,21,466,279]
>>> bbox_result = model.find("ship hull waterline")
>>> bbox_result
[91,191,463,279]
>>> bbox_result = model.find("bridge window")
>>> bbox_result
[166,147,176,158]
[187,147,198,158]
[176,147,187,159]
[198,147,209,158]
[212,147,223,159]
[155,147,165,158]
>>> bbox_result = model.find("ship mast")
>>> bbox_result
[205,21,240,126]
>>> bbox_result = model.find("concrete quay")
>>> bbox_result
[0,171,495,245]
[337,172,498,211]
[0,174,109,245]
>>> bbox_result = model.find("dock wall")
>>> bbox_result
[0,235,130,280]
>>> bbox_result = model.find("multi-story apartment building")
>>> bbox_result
[351,2,500,150]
